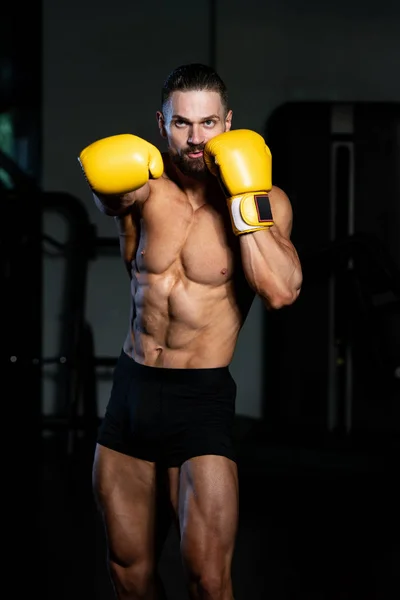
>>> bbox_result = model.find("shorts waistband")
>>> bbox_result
[118,349,231,384]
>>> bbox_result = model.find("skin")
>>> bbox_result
[90,89,303,599]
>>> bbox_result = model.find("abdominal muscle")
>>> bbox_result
[123,269,243,368]
[119,172,252,368]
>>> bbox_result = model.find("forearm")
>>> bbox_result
[92,181,151,216]
[93,190,136,216]
[239,227,302,309]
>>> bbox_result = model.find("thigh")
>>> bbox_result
[178,455,239,568]
[167,466,181,533]
[93,443,158,567]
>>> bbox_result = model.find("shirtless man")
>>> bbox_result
[78,63,302,600]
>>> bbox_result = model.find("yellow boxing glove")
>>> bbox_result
[204,129,273,235]
[78,134,164,195]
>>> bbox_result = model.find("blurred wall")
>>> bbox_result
[41,0,400,419]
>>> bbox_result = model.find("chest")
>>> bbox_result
[136,191,238,285]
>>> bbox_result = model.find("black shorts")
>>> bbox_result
[97,350,237,467]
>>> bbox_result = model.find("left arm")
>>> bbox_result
[204,129,302,309]
[239,186,302,309]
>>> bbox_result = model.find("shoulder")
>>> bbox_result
[148,152,180,193]
[268,185,293,238]
[269,185,292,214]
[148,173,177,199]
[269,185,291,207]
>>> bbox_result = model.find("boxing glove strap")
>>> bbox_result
[227,192,274,235]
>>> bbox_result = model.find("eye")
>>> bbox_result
[203,120,216,128]
[174,120,187,128]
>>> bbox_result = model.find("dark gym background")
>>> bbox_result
[2,1,399,598]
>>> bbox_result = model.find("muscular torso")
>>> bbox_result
[117,161,255,368]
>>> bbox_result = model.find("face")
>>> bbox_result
[157,90,232,179]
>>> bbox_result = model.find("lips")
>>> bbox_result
[186,148,204,159]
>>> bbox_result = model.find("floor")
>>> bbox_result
[38,419,399,599]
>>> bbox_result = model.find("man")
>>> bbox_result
[78,63,302,600]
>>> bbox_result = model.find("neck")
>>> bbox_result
[164,153,222,204]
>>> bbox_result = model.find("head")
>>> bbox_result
[157,63,232,179]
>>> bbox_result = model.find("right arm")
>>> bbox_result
[115,212,139,277]
[78,133,164,216]
[92,187,149,217]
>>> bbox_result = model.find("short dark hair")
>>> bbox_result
[161,63,229,114]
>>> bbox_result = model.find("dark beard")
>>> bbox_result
[170,149,210,181]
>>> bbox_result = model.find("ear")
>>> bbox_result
[156,111,167,139]
[225,109,233,132]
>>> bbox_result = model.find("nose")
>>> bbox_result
[188,124,204,146]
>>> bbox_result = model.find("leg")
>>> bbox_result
[177,455,239,600]
[93,444,168,599]
[154,465,174,567]
[167,466,180,534]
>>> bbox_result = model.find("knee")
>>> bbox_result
[109,558,155,598]
[198,571,230,599]
[188,563,231,600]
